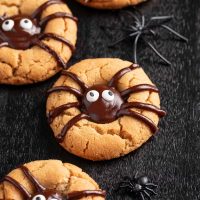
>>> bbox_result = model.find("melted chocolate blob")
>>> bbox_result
[0,0,78,68]
[3,165,106,200]
[82,85,124,123]
[0,15,41,49]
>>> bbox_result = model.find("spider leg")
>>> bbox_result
[108,31,139,47]
[161,25,188,42]
[34,40,66,69]
[31,0,63,18]
[39,33,75,52]
[140,192,145,200]
[57,114,91,143]
[145,15,173,29]
[120,10,141,26]
[143,190,152,200]
[108,63,139,87]
[142,38,171,65]
[132,8,145,27]
[145,183,158,188]
[20,166,45,193]
[145,187,157,195]
[61,71,88,90]
[48,102,80,124]
[121,102,166,117]
[39,12,78,27]
[3,176,31,198]
[120,84,159,98]
[67,190,106,199]
[0,42,8,48]
[47,86,83,98]
[117,109,158,133]
[150,15,173,21]
[133,33,141,64]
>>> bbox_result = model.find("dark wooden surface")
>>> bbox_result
[0,0,199,199]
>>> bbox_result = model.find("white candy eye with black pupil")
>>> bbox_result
[20,18,33,30]
[86,90,99,102]
[2,19,14,31]
[32,195,46,200]
[102,90,114,101]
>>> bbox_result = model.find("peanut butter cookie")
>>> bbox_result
[46,58,166,161]
[0,160,105,199]
[0,0,77,85]
[75,0,146,10]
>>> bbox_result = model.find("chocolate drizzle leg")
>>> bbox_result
[0,0,78,69]
[47,64,166,143]
[4,176,31,198]
[3,165,106,199]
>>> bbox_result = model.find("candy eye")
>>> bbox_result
[32,195,46,200]
[20,18,33,30]
[102,90,114,102]
[2,19,14,31]
[86,90,99,102]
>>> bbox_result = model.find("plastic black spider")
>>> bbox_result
[118,174,157,200]
[104,9,188,65]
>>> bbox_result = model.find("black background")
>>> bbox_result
[0,0,200,199]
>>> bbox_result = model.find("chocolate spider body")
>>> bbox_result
[105,9,188,65]
[118,175,157,200]
[47,64,166,143]
[3,166,105,200]
[0,0,77,69]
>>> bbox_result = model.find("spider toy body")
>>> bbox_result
[0,0,77,69]
[118,175,157,200]
[108,10,188,65]
[3,165,105,200]
[47,64,166,143]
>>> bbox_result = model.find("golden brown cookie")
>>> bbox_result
[75,0,146,9]
[0,0,77,85]
[0,160,105,199]
[46,58,166,161]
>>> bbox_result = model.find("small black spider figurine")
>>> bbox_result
[118,174,157,200]
[106,9,188,65]
[0,0,77,69]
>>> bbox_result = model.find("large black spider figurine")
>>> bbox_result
[47,64,166,143]
[3,165,106,200]
[0,0,77,69]
[105,9,188,65]
[118,174,158,200]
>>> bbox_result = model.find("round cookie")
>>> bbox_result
[0,0,77,85]
[0,160,105,199]
[46,58,166,161]
[75,0,146,10]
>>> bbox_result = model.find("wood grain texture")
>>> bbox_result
[0,0,199,199]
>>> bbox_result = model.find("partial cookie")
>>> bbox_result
[0,160,105,199]
[46,58,166,161]
[0,0,77,85]
[75,0,146,9]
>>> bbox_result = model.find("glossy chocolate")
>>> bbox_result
[0,0,77,69]
[47,64,166,143]
[3,165,106,200]
[82,85,124,123]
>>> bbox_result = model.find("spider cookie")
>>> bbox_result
[0,160,106,199]
[46,58,166,161]
[75,0,146,10]
[0,0,77,85]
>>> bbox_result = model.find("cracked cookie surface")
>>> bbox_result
[0,0,77,85]
[0,160,104,199]
[46,58,162,161]
[75,0,146,10]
